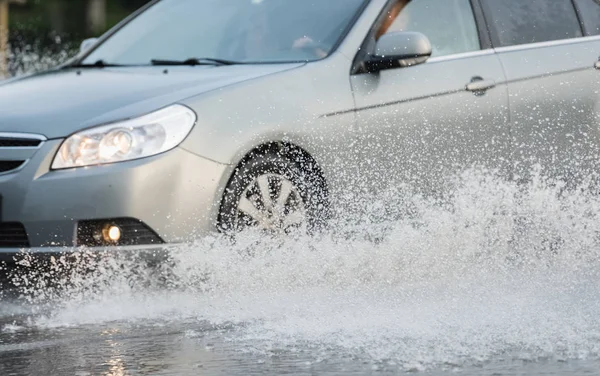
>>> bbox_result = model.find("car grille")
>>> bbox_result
[0,161,25,174]
[0,138,42,148]
[0,134,45,175]
[0,223,30,248]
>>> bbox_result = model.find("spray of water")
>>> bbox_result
[5,168,600,371]
[2,36,75,79]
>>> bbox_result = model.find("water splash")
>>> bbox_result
[6,168,600,371]
[3,36,75,79]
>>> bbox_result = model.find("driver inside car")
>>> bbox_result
[377,0,411,39]
[240,0,329,60]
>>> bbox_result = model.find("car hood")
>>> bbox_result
[0,64,302,139]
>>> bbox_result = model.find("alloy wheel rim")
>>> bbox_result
[235,173,307,233]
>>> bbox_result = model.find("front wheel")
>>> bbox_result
[218,150,328,235]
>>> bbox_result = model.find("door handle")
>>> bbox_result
[466,76,496,94]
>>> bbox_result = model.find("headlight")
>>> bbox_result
[52,104,196,169]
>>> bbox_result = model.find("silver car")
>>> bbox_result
[1,0,599,259]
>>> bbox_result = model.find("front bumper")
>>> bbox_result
[0,139,230,250]
[0,243,180,264]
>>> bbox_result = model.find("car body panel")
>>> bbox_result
[179,52,360,204]
[497,36,600,184]
[0,64,303,139]
[350,50,510,195]
[1,140,230,247]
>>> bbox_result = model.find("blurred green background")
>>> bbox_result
[6,0,151,74]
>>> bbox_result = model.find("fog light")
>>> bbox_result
[102,225,122,243]
[78,218,163,247]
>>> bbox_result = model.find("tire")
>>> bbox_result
[218,148,329,235]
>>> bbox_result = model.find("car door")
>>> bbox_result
[350,0,510,198]
[480,0,600,186]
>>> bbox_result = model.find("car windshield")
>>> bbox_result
[82,0,367,65]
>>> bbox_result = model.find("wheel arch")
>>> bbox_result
[216,141,331,231]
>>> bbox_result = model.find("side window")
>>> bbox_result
[386,0,480,57]
[481,0,583,48]
[574,0,600,36]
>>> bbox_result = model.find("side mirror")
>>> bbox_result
[79,38,99,54]
[365,31,432,72]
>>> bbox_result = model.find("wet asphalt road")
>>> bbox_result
[2,306,600,376]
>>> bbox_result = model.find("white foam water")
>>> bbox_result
[8,169,600,372]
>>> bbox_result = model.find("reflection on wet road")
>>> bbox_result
[3,308,600,375]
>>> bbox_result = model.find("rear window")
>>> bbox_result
[481,0,583,47]
[574,0,600,36]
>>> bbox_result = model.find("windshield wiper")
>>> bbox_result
[68,60,130,68]
[150,57,239,66]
